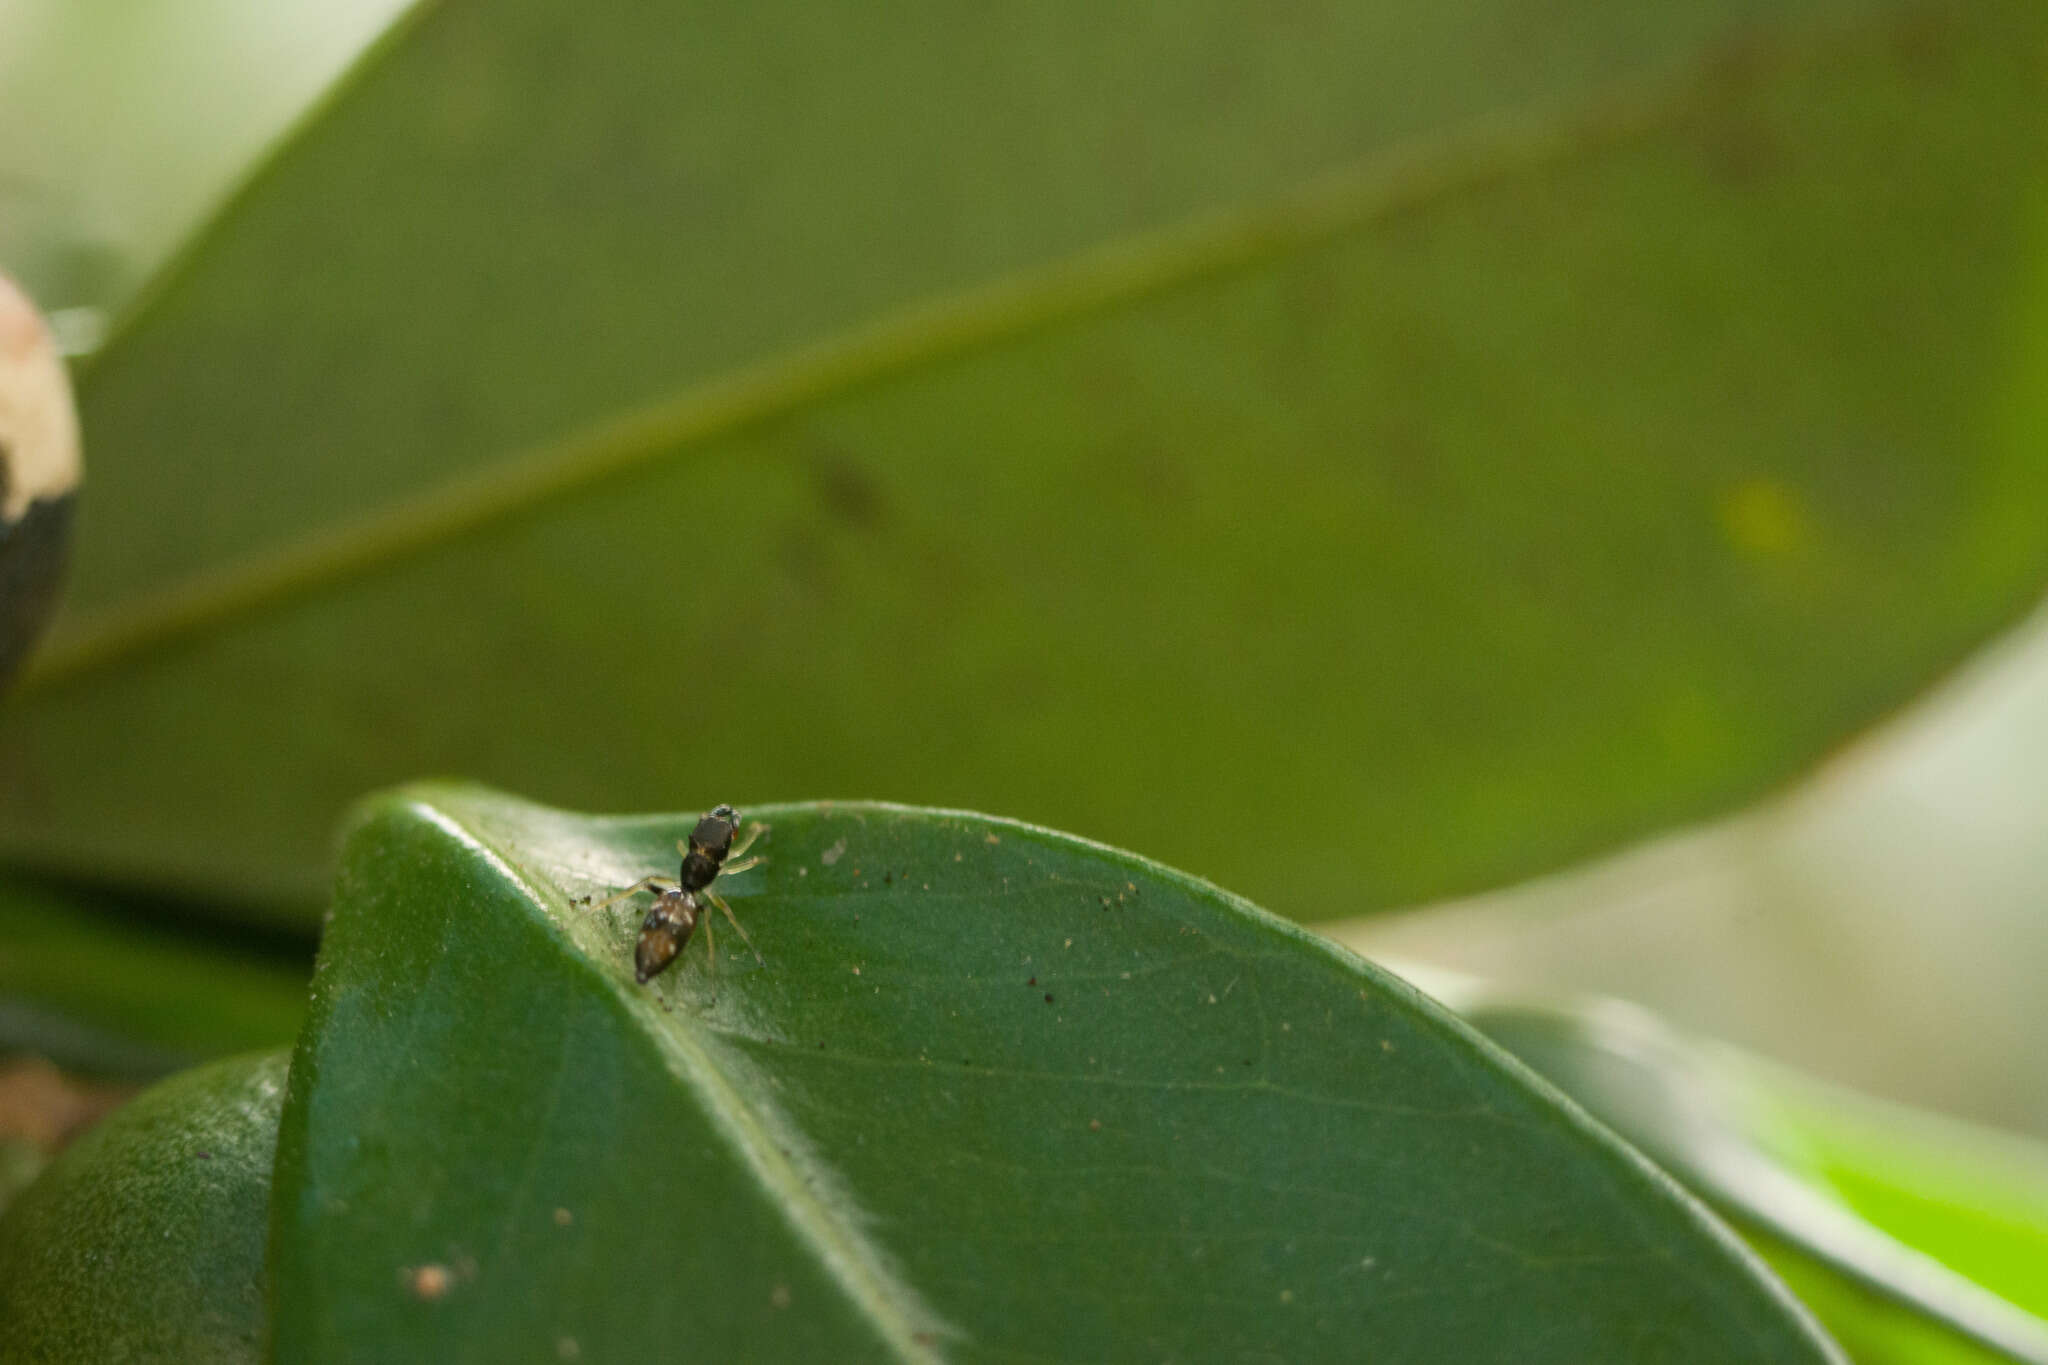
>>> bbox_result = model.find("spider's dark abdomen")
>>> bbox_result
[635,891,701,983]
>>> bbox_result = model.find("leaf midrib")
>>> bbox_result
[409,795,952,1364]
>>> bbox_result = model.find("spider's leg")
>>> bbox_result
[583,876,680,915]
[718,855,762,878]
[702,888,763,965]
[727,821,768,862]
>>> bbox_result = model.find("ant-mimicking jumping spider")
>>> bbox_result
[581,804,765,983]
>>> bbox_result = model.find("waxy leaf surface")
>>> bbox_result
[270,787,1839,1361]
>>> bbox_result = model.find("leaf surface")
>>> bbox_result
[269,786,1839,1361]
[0,1049,283,1365]
[2,1,2045,926]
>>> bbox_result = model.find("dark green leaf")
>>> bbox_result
[0,873,308,1074]
[270,785,1839,1361]
[3,2,2045,928]
[0,1049,283,1364]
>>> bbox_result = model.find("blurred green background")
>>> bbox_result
[3,0,2047,1354]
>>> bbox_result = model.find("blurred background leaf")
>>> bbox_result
[0,876,306,1073]
[1426,973,2048,1364]
[0,0,415,348]
[1336,604,2048,1137]
[0,0,2043,943]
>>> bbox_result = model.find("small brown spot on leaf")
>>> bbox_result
[810,451,887,529]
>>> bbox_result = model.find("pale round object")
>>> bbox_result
[0,274,81,520]
[0,272,82,685]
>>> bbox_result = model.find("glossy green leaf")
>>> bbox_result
[0,873,308,1075]
[1445,982,2048,1364]
[5,1,2047,929]
[0,1049,283,1364]
[269,785,1839,1360]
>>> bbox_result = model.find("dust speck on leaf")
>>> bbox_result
[821,838,847,866]
[985,833,1000,845]
[771,1284,792,1309]
[406,1264,452,1301]
[557,1336,581,1360]
[553,1207,573,1227]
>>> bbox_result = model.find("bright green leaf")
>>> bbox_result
[2,2,2045,928]
[1751,1055,2048,1324]
[0,1049,283,1364]
[269,785,1839,1360]
[1452,986,2048,1364]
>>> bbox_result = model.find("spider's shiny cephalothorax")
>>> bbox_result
[583,804,766,984]
[677,803,742,893]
